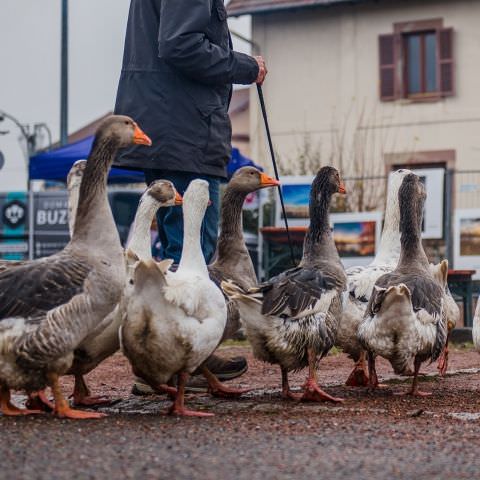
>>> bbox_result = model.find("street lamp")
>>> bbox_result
[60,0,68,146]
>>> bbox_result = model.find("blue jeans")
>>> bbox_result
[144,170,221,264]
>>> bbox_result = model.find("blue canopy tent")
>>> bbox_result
[30,138,262,183]
[29,136,144,183]
[227,147,263,178]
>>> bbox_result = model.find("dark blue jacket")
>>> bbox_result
[114,0,259,178]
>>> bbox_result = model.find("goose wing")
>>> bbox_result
[369,272,443,317]
[348,265,393,303]
[367,272,447,359]
[259,266,342,318]
[0,252,91,320]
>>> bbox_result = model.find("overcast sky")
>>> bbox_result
[0,1,251,189]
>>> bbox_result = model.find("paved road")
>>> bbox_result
[2,347,480,480]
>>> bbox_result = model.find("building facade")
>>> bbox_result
[228,0,480,200]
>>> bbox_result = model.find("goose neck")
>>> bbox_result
[126,195,159,261]
[304,190,331,251]
[216,188,248,257]
[178,201,209,275]
[71,137,119,246]
[373,192,401,265]
[302,189,338,265]
[67,184,80,237]
[398,197,429,268]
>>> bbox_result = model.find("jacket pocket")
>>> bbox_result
[182,79,224,117]
[203,107,232,168]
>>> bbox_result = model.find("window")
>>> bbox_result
[379,19,454,101]
[405,31,437,95]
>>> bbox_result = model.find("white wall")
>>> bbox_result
[250,0,480,176]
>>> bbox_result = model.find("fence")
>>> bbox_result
[263,169,480,278]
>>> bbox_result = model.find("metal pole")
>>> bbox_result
[445,168,454,268]
[60,0,69,146]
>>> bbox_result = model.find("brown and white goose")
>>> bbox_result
[209,167,279,341]
[358,173,447,396]
[0,115,151,418]
[336,169,411,386]
[222,166,347,402]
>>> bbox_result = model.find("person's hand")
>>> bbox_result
[254,56,267,84]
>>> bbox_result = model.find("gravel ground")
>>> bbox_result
[3,343,480,480]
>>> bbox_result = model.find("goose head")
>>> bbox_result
[182,179,210,228]
[387,168,413,202]
[96,115,152,148]
[146,180,182,207]
[374,168,415,262]
[228,167,280,193]
[67,160,87,192]
[398,173,427,258]
[398,172,426,225]
[184,179,210,212]
[311,166,346,201]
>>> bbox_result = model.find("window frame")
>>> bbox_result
[403,30,438,98]
[395,18,444,102]
[378,18,454,103]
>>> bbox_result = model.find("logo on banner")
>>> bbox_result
[3,200,26,228]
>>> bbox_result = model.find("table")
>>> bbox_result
[447,269,476,328]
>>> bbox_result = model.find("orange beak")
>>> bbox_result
[133,123,152,146]
[338,182,347,194]
[260,172,281,187]
[174,191,183,206]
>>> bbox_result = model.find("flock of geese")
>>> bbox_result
[0,115,464,419]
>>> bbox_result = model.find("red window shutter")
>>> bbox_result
[379,34,396,101]
[438,28,454,96]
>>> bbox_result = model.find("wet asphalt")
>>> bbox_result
[2,347,480,480]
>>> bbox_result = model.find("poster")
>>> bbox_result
[331,212,383,268]
[407,168,444,239]
[454,209,480,279]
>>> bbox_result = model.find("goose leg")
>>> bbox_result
[72,374,112,406]
[437,333,450,377]
[0,386,43,416]
[345,351,370,387]
[26,389,55,411]
[168,372,214,417]
[202,366,250,398]
[398,358,432,397]
[281,367,302,400]
[156,384,177,399]
[48,373,107,419]
[367,351,380,390]
[301,349,344,403]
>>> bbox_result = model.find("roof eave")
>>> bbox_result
[227,0,368,17]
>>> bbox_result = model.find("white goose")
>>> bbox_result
[121,179,227,417]
[473,299,480,351]
[0,115,151,418]
[358,173,447,396]
[336,169,411,386]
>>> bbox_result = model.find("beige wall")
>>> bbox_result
[249,0,480,179]
[231,104,251,157]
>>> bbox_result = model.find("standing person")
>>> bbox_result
[114,0,267,393]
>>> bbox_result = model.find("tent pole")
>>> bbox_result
[28,181,34,260]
